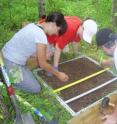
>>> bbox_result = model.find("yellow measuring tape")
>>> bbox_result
[53,68,110,93]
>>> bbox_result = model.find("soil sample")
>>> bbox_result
[37,57,117,112]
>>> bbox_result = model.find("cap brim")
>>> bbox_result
[83,31,92,43]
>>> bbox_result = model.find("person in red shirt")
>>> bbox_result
[44,16,98,76]
[47,16,81,49]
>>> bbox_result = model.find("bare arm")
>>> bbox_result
[71,41,79,57]
[37,43,69,82]
[113,106,117,115]
[53,44,62,67]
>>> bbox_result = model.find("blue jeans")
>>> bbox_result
[3,57,41,94]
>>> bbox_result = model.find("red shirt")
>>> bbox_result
[47,16,82,49]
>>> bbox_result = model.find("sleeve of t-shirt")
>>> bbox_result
[73,36,81,42]
[34,28,48,45]
[114,48,117,70]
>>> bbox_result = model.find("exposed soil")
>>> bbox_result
[37,57,117,112]
[68,80,117,112]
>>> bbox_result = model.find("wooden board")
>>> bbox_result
[68,91,117,124]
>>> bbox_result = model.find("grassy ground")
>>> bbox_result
[0,0,113,123]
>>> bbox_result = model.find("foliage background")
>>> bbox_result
[0,0,113,123]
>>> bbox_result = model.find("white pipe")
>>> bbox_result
[75,90,117,116]
[56,95,76,116]
[65,77,117,104]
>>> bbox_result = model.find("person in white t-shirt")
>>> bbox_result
[96,28,117,124]
[1,12,69,93]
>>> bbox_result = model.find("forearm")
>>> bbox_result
[71,41,78,54]
[113,106,117,116]
[39,60,59,76]
[53,45,62,67]
[37,43,69,82]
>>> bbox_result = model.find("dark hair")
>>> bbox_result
[59,19,67,35]
[45,12,67,35]
[96,28,117,48]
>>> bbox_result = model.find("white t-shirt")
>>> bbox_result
[2,23,48,65]
[114,47,117,70]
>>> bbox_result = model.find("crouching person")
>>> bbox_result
[1,12,69,94]
[96,28,117,124]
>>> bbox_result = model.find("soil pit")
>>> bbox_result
[37,57,117,113]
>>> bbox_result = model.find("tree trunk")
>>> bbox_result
[38,0,45,18]
[112,0,117,27]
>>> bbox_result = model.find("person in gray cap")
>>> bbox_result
[96,28,117,124]
[96,28,117,70]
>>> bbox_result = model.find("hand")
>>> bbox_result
[57,71,69,82]
[100,60,111,68]
[47,66,58,76]
[102,114,117,124]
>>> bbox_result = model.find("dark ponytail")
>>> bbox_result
[46,12,67,35]
[59,19,67,35]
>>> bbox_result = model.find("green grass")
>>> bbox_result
[0,86,71,124]
[0,0,113,123]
